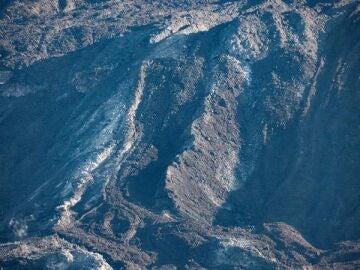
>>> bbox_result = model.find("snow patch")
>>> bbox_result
[56,143,115,227]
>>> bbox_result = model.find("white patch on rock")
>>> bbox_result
[150,4,240,44]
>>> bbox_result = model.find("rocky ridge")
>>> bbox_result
[0,0,359,269]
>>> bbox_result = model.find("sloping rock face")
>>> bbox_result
[0,0,359,269]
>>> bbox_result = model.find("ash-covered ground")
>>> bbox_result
[0,0,359,269]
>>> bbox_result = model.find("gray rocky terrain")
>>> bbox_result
[0,0,359,269]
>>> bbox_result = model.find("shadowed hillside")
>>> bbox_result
[0,0,359,269]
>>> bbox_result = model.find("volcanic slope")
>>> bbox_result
[0,0,359,269]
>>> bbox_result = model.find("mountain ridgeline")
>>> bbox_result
[0,0,359,269]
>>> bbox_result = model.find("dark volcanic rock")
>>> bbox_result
[0,0,359,269]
